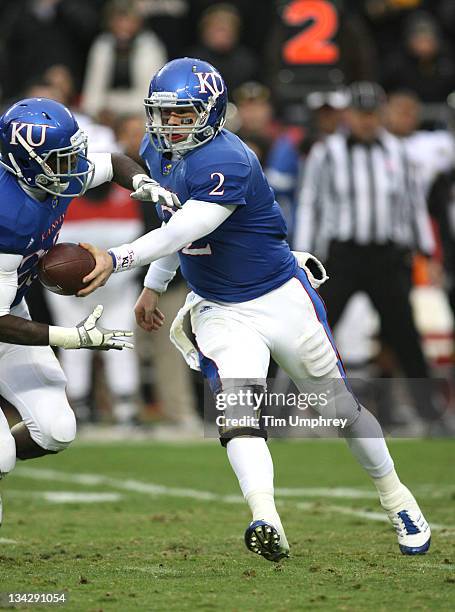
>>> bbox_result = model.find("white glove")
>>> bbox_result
[292,251,329,289]
[130,173,181,209]
[49,305,134,350]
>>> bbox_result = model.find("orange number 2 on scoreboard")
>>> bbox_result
[283,0,339,64]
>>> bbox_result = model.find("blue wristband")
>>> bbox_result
[107,250,117,271]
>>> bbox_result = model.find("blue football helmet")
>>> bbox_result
[0,98,94,198]
[145,57,228,154]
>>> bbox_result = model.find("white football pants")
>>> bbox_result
[0,301,76,460]
[191,268,393,478]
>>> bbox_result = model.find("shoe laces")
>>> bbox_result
[391,510,424,537]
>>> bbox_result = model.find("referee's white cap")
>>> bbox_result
[348,82,386,111]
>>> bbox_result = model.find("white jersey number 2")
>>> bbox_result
[209,172,225,196]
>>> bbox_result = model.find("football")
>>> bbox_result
[38,242,96,296]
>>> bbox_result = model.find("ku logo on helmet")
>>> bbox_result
[10,122,51,147]
[195,72,225,97]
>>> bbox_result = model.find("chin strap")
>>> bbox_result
[0,152,24,180]
[7,152,24,178]
[12,130,54,178]
[1,129,58,190]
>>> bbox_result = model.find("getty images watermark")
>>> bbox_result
[214,388,349,430]
[202,377,450,439]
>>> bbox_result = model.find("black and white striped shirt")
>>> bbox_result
[294,130,435,259]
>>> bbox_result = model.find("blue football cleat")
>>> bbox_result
[244,520,289,562]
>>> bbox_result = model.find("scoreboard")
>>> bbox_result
[274,0,343,107]
[281,0,339,65]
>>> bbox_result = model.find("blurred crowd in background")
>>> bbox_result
[2,0,455,437]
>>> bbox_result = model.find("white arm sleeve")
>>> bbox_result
[109,199,236,271]
[0,253,22,316]
[88,152,114,189]
[144,252,180,293]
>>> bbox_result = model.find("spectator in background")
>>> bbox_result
[115,114,201,434]
[233,82,276,140]
[81,0,167,122]
[384,89,455,196]
[187,4,258,92]
[22,66,120,156]
[383,89,421,138]
[42,64,77,107]
[233,81,303,246]
[357,0,427,57]
[187,0,274,68]
[428,93,455,332]
[0,0,98,101]
[136,0,191,59]
[21,79,64,107]
[381,11,455,103]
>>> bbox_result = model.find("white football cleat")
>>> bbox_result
[383,489,431,555]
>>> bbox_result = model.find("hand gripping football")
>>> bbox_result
[38,243,96,296]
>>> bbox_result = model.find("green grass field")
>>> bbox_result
[1,439,454,611]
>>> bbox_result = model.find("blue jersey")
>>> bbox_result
[140,129,297,302]
[0,168,73,308]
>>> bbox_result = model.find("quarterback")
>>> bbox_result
[0,97,173,525]
[81,58,431,561]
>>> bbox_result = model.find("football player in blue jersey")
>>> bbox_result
[81,58,431,561]
[0,97,178,526]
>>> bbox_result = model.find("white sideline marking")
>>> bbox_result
[6,489,123,504]
[276,487,378,499]
[414,484,455,497]
[12,469,378,501]
[12,467,454,533]
[13,467,234,502]
[42,492,122,504]
[296,502,452,532]
[0,538,18,544]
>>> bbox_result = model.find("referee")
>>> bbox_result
[295,81,441,428]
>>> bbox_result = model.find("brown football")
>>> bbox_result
[38,243,96,296]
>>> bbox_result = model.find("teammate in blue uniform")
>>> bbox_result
[81,58,431,561]
[0,97,170,526]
